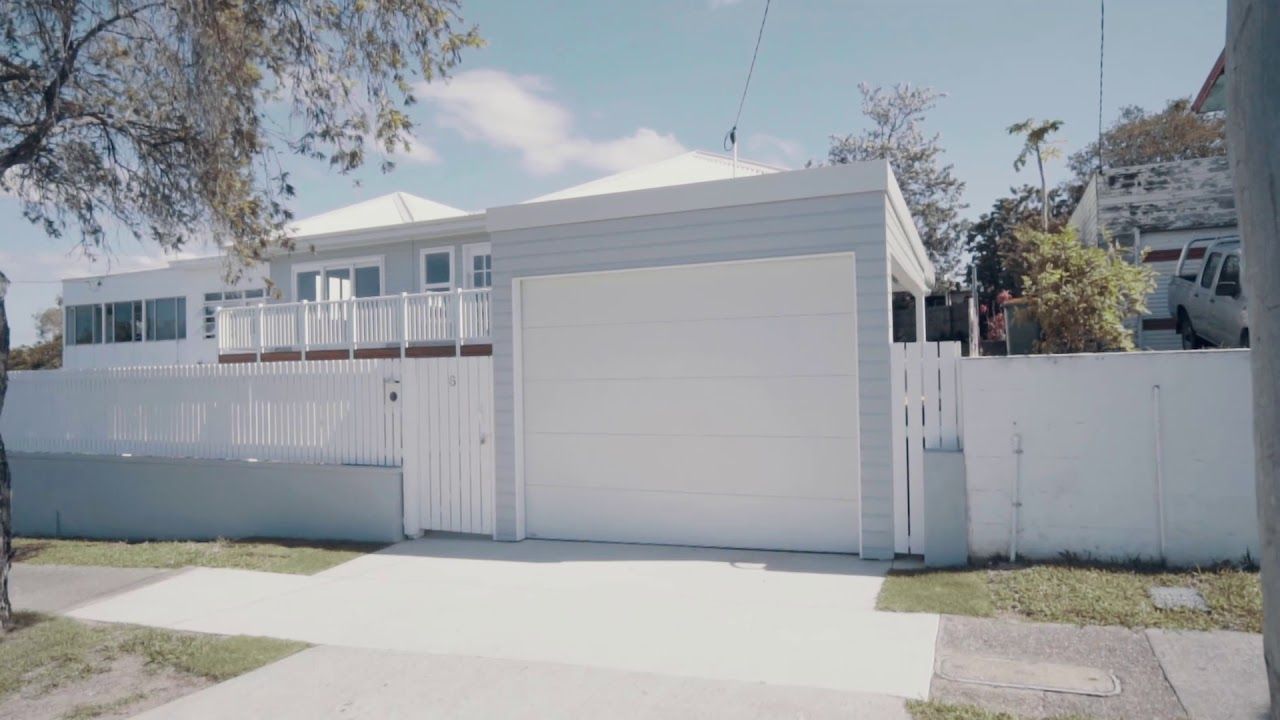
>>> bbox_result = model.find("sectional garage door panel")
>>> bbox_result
[525,434,858,500]
[519,254,860,553]
[526,486,860,553]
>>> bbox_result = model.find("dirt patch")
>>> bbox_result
[0,615,306,720]
[0,653,210,720]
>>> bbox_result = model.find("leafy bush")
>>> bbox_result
[1006,227,1155,353]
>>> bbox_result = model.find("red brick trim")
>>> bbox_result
[305,349,352,361]
[260,351,303,363]
[354,347,402,359]
[218,353,258,364]
[1144,247,1205,263]
[405,345,456,358]
[460,343,493,357]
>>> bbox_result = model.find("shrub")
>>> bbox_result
[1006,227,1155,353]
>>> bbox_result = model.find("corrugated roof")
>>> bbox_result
[526,150,785,203]
[290,192,467,237]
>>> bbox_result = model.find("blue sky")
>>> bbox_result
[1,0,1226,345]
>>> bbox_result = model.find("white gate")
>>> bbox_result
[401,357,495,537]
[891,342,963,554]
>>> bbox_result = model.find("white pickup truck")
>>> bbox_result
[1168,237,1249,349]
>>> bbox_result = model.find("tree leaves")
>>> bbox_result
[826,83,968,285]
[1006,227,1155,354]
[0,0,482,280]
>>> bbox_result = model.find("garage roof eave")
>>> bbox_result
[486,161,895,234]
[884,167,935,294]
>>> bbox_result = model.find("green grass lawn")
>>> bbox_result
[879,564,1261,632]
[14,537,386,575]
[0,613,306,717]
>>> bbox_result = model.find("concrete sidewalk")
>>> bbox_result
[932,615,1269,720]
[10,563,178,614]
[68,537,940,699]
[131,645,913,720]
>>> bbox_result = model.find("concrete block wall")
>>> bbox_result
[959,350,1256,566]
[12,453,404,543]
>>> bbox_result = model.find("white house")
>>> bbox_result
[61,256,270,369]
[36,151,939,561]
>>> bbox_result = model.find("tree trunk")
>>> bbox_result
[0,271,12,632]
[1036,150,1048,232]
[1226,0,1280,713]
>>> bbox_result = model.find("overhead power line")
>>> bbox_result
[723,0,773,169]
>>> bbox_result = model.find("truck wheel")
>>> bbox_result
[1181,316,1201,350]
[1241,330,1250,348]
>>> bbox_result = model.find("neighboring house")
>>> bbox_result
[1068,156,1237,350]
[61,257,271,369]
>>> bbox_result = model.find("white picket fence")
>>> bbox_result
[2,362,401,465]
[1,359,496,538]
[891,341,963,555]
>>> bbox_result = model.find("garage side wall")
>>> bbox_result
[490,192,895,557]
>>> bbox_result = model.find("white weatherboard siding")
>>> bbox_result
[960,350,1256,565]
[62,260,270,369]
[518,255,860,552]
[491,188,897,557]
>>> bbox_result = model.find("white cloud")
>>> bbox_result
[416,69,685,175]
[400,135,441,164]
[367,131,440,166]
[0,246,193,285]
[745,133,805,168]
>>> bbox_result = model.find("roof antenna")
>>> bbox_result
[725,0,772,178]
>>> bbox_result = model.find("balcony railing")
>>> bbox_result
[217,289,491,356]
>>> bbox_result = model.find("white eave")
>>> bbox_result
[491,159,936,291]
[280,211,489,253]
[526,150,784,203]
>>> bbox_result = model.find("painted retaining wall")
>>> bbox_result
[12,453,404,543]
[959,350,1256,566]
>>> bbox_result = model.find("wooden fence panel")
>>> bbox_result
[399,357,495,537]
[893,341,964,554]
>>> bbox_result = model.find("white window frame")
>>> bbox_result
[419,246,456,292]
[462,242,493,289]
[203,288,266,339]
[293,255,386,302]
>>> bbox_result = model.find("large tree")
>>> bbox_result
[0,0,482,631]
[1007,119,1063,232]
[8,303,64,371]
[1064,98,1226,201]
[827,83,968,283]
[966,184,1072,313]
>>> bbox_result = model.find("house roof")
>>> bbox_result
[526,150,784,203]
[1192,50,1226,114]
[289,192,467,237]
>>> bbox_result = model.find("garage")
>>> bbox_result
[515,253,861,552]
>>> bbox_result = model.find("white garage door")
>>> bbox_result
[518,254,860,553]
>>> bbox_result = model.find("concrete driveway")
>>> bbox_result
[69,537,938,699]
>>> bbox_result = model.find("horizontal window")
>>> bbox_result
[63,296,186,346]
[145,297,187,341]
[65,305,102,346]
